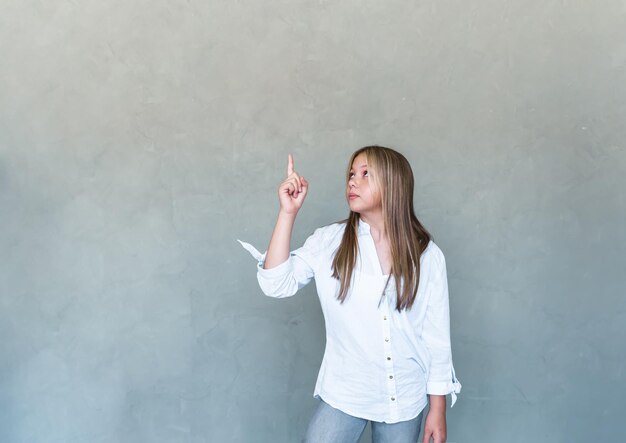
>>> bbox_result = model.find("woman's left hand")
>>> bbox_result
[422,406,447,443]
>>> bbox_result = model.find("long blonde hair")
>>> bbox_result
[331,145,433,312]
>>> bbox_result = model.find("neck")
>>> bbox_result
[360,212,385,242]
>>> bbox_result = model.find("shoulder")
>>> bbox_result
[304,221,346,250]
[311,222,346,243]
[420,239,446,270]
[323,220,348,239]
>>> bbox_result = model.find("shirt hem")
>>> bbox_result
[313,390,428,424]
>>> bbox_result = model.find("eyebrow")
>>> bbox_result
[349,164,367,171]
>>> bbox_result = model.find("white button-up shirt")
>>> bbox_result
[237,218,461,423]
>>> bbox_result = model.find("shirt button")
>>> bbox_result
[387,357,391,360]
[391,397,395,401]
[389,375,393,379]
[385,337,389,342]
[383,316,387,320]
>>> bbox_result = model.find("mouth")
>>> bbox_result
[348,194,359,199]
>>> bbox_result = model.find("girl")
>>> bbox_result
[237,146,461,443]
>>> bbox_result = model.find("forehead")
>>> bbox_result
[350,153,368,169]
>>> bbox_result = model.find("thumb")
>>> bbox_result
[297,177,308,199]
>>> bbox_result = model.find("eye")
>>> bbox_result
[363,170,368,176]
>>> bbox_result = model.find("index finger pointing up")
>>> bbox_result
[287,153,294,176]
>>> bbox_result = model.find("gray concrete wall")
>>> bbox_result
[1,1,625,442]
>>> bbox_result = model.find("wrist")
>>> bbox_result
[278,209,298,219]
[427,394,446,413]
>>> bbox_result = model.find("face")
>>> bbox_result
[346,152,381,213]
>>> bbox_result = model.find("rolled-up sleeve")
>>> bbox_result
[422,247,462,407]
[236,226,325,298]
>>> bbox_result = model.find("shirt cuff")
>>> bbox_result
[256,254,292,279]
[427,371,462,407]
[237,238,293,279]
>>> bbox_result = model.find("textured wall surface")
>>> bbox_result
[1,1,625,442]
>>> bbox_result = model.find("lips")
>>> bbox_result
[349,193,359,198]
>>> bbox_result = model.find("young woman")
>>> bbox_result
[237,145,461,443]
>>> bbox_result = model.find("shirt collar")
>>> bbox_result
[357,218,370,236]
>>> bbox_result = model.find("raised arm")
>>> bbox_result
[264,153,309,269]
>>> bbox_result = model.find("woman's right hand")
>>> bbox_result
[278,153,308,215]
